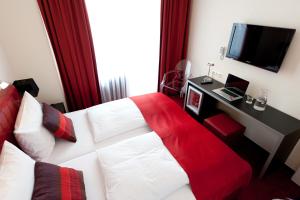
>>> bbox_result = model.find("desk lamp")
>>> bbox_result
[0,81,9,90]
[201,62,215,84]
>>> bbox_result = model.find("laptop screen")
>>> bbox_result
[225,74,249,96]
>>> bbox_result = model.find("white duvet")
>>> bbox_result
[97,132,189,200]
[87,98,149,143]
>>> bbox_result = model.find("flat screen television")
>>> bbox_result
[226,23,295,73]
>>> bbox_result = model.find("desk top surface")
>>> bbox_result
[188,76,300,136]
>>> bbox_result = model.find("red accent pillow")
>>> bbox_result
[32,162,86,200]
[42,103,76,142]
[0,85,21,149]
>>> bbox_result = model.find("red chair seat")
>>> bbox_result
[204,113,245,138]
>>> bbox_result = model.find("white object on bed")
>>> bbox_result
[0,141,35,200]
[87,98,148,143]
[60,151,195,200]
[45,110,96,164]
[14,92,55,161]
[46,107,151,164]
[165,185,196,200]
[47,99,194,200]
[97,132,189,200]
[60,152,106,200]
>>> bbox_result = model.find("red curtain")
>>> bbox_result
[158,0,191,90]
[37,0,101,111]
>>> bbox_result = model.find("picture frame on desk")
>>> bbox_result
[186,86,203,115]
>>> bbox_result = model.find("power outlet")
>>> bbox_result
[212,71,223,79]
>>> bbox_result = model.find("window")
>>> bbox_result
[86,0,160,97]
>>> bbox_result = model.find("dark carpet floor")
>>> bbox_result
[238,164,300,200]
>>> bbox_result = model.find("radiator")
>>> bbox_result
[100,74,127,103]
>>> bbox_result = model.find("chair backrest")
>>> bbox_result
[175,60,187,71]
[179,59,192,97]
[183,60,191,83]
[174,59,191,80]
[160,59,192,95]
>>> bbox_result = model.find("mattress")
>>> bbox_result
[60,152,196,200]
[46,102,152,164]
[93,125,152,150]
[48,98,196,199]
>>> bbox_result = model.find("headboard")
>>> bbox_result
[0,85,21,149]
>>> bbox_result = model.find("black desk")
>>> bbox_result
[185,76,300,177]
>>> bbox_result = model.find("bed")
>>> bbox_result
[0,85,252,200]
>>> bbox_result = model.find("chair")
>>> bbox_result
[160,59,191,98]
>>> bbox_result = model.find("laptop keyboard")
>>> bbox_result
[221,89,239,97]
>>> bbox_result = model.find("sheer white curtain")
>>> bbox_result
[86,0,160,102]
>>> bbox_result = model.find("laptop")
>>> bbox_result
[213,74,249,102]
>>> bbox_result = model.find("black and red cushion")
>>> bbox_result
[42,103,76,142]
[32,162,86,200]
[0,85,21,149]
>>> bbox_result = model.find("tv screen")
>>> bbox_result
[226,23,295,73]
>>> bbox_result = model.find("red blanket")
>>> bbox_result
[131,93,252,200]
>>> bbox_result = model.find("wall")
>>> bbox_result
[0,46,12,81]
[187,0,300,169]
[0,0,65,105]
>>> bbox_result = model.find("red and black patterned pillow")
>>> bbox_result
[42,103,76,142]
[32,162,86,200]
[0,85,21,149]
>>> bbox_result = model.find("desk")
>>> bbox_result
[185,76,300,177]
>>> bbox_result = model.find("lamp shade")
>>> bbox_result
[13,78,39,97]
[0,81,9,89]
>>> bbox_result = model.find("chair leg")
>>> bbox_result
[160,84,164,93]
[180,91,183,98]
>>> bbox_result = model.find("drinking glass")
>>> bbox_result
[245,94,254,104]
[253,89,268,111]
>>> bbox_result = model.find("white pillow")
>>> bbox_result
[14,91,55,160]
[0,141,35,200]
[97,132,189,200]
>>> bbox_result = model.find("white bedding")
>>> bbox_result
[45,110,95,164]
[87,98,149,143]
[45,98,196,200]
[47,102,152,164]
[60,152,106,200]
[97,132,189,200]
[165,185,196,200]
[60,152,195,200]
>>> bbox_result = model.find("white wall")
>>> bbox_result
[0,46,12,81]
[188,0,300,169]
[0,0,65,105]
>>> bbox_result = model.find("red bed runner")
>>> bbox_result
[130,93,252,200]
